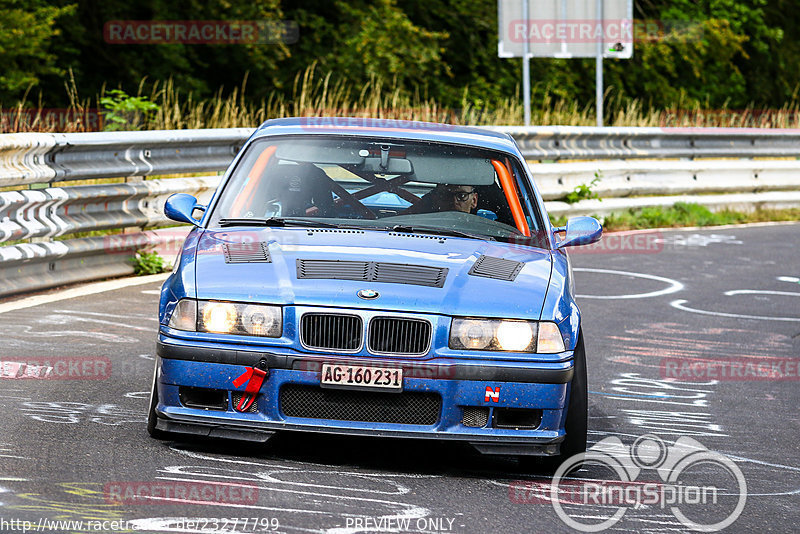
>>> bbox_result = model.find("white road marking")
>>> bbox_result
[36,314,153,332]
[54,309,159,321]
[724,289,800,297]
[0,273,169,315]
[141,289,162,295]
[778,276,800,283]
[162,446,437,534]
[574,268,685,300]
[655,234,743,247]
[670,299,800,322]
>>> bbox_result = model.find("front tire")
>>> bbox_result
[521,329,587,473]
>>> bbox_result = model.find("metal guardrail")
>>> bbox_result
[531,159,800,200]
[0,176,220,242]
[492,126,800,160]
[0,128,253,187]
[1,125,799,299]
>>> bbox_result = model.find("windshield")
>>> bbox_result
[209,136,544,245]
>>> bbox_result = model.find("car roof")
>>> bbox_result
[252,117,519,153]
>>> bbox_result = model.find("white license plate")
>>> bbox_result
[320,363,402,391]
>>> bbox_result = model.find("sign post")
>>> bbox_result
[498,0,633,127]
[596,0,604,126]
[522,0,530,125]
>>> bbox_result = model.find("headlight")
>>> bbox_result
[496,321,535,351]
[240,304,281,336]
[167,299,282,337]
[449,318,566,353]
[450,318,537,352]
[201,302,238,333]
[198,301,282,337]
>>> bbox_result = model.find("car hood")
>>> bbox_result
[193,228,553,319]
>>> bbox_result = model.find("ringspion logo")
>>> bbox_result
[510,434,747,532]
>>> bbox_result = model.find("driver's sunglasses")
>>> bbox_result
[451,190,475,202]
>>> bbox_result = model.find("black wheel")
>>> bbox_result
[521,329,587,474]
[147,360,170,440]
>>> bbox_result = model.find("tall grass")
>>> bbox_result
[4,65,800,132]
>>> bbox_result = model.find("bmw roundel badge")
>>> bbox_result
[357,289,380,300]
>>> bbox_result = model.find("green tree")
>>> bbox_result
[0,0,75,100]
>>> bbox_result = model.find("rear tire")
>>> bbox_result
[147,360,170,440]
[520,329,587,474]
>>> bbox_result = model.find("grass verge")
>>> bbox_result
[7,66,800,132]
[550,202,800,231]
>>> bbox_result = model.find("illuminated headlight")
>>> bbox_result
[200,301,238,333]
[449,318,566,353]
[199,301,282,337]
[450,318,536,352]
[168,299,282,337]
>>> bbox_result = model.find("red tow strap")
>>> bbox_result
[232,359,268,412]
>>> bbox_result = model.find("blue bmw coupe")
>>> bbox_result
[150,118,602,469]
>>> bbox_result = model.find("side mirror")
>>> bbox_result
[555,216,602,249]
[165,193,202,227]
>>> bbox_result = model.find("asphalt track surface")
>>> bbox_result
[0,222,798,534]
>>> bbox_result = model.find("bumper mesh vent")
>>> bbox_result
[368,317,431,355]
[468,255,524,281]
[231,392,259,413]
[300,313,363,351]
[462,407,490,428]
[281,385,441,425]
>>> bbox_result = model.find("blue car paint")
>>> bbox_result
[155,119,593,451]
[157,359,567,438]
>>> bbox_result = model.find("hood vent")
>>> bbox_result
[223,242,271,263]
[297,259,447,288]
[388,232,446,242]
[307,228,366,235]
[468,255,524,281]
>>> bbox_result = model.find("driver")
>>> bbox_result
[429,184,478,214]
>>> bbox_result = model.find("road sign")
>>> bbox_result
[498,0,633,126]
[498,0,633,58]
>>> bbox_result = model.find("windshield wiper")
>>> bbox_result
[390,224,494,241]
[218,217,342,228]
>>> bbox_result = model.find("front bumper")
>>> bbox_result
[154,334,575,455]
